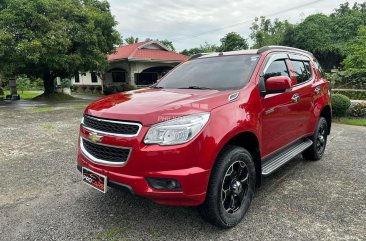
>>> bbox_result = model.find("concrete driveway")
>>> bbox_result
[0,107,365,241]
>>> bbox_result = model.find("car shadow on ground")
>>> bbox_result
[75,155,309,240]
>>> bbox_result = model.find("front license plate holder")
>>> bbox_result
[82,167,107,193]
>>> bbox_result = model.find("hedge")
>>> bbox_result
[332,90,366,100]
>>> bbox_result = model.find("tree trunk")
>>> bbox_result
[43,73,55,96]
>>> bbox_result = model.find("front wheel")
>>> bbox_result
[302,117,328,161]
[198,145,256,228]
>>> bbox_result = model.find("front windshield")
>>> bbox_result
[156,55,260,91]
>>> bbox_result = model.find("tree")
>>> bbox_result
[218,32,248,51]
[342,26,366,74]
[281,14,343,70]
[17,76,31,94]
[180,42,218,56]
[250,17,293,48]
[124,36,139,44]
[159,39,175,51]
[0,0,121,96]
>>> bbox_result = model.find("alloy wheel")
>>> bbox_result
[221,159,249,214]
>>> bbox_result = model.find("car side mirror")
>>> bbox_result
[265,76,292,94]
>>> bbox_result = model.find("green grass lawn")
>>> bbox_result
[4,90,41,100]
[32,92,78,101]
[334,118,366,127]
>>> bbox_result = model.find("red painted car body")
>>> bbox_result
[77,47,331,206]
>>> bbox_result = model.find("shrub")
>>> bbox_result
[89,86,95,93]
[349,102,366,117]
[70,85,78,92]
[332,90,366,100]
[330,71,366,89]
[96,86,102,93]
[31,78,44,90]
[103,86,117,95]
[0,87,4,96]
[331,94,351,117]
[116,83,136,92]
[103,83,136,95]
[61,78,71,88]
[81,86,88,92]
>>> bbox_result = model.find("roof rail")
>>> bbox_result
[188,53,209,60]
[257,46,312,55]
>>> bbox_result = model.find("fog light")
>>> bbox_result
[146,178,181,191]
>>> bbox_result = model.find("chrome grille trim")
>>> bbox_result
[80,137,132,166]
[81,115,142,137]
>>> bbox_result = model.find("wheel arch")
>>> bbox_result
[320,105,332,135]
[221,131,262,188]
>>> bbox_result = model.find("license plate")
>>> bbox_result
[82,167,107,193]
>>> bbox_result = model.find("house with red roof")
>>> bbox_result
[72,40,188,89]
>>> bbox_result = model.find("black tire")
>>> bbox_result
[302,117,328,161]
[198,145,256,228]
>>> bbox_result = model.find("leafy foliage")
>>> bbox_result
[342,26,366,74]
[103,83,136,95]
[0,0,121,95]
[180,32,247,56]
[217,32,248,51]
[180,42,218,56]
[250,17,293,48]
[17,76,31,94]
[159,39,175,51]
[124,36,139,44]
[331,94,351,117]
[332,90,366,101]
[61,78,71,88]
[349,102,366,117]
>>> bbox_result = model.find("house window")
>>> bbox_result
[91,72,98,83]
[112,71,126,82]
[75,73,80,83]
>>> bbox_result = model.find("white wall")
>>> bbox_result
[71,72,102,85]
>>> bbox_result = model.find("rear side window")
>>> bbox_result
[264,60,289,81]
[291,60,311,84]
[313,59,325,77]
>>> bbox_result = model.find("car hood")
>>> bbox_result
[85,88,237,125]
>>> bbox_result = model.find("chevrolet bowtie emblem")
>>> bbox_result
[88,132,103,143]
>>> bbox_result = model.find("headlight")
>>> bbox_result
[144,112,210,145]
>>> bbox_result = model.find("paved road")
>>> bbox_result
[1,107,365,241]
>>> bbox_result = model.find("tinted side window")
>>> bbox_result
[291,60,309,84]
[264,60,289,81]
[313,59,325,77]
[303,61,312,79]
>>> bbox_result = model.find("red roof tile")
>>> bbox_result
[108,41,188,62]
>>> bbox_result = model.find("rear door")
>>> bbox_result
[287,54,314,137]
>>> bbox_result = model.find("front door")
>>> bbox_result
[260,54,303,157]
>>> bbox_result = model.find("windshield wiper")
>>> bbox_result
[178,86,212,90]
[151,85,164,89]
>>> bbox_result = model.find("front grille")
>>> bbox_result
[82,138,130,164]
[83,115,140,136]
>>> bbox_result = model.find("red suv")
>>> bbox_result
[77,46,331,228]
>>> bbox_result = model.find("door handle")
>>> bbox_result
[315,86,321,94]
[291,93,300,103]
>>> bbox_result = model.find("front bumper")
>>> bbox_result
[77,154,209,206]
[77,125,212,206]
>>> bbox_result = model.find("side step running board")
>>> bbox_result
[262,139,313,176]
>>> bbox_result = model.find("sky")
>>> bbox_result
[108,0,359,51]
